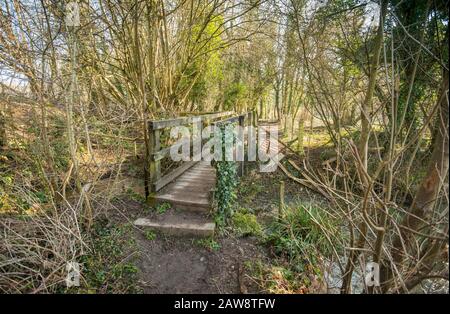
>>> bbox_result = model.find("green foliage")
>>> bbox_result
[156,202,171,214]
[126,188,152,213]
[51,137,70,171]
[232,211,263,237]
[37,114,70,171]
[194,237,221,251]
[125,189,169,215]
[266,203,337,266]
[213,123,239,226]
[0,173,13,186]
[144,230,156,241]
[32,191,48,204]
[223,82,247,110]
[73,220,140,293]
[126,189,152,214]
[184,14,225,106]
[239,180,263,203]
[214,160,238,226]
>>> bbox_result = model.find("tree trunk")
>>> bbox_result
[383,69,449,292]
[358,0,388,173]
[0,106,5,149]
[341,0,388,293]
[297,118,304,155]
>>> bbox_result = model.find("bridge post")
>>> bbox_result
[238,114,245,177]
[253,110,258,160]
[247,111,256,165]
[149,127,161,195]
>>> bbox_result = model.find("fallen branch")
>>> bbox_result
[277,160,332,202]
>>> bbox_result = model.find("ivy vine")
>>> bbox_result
[213,123,238,227]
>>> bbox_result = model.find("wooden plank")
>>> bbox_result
[170,177,215,184]
[154,161,197,191]
[182,170,214,175]
[166,185,213,193]
[177,178,215,183]
[159,191,210,200]
[155,194,210,207]
[214,115,240,126]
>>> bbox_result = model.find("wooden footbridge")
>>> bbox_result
[134,111,278,237]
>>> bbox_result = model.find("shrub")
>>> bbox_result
[266,202,336,265]
[232,211,263,237]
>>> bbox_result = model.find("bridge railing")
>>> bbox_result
[148,111,230,193]
[147,110,257,194]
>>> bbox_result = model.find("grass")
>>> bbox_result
[238,202,335,293]
[238,180,264,203]
[124,189,174,215]
[266,202,336,264]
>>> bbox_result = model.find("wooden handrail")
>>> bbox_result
[147,111,256,194]
[213,115,240,126]
[149,111,233,130]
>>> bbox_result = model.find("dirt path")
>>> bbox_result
[107,196,269,294]
[135,232,266,293]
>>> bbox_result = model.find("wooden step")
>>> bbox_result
[134,218,215,237]
[154,194,211,212]
[165,185,213,193]
[172,180,215,186]
[157,191,210,200]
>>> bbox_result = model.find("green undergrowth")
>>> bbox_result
[193,237,221,251]
[213,123,239,227]
[231,209,263,237]
[239,201,336,293]
[244,259,313,294]
[235,168,338,292]
[124,189,171,215]
[67,219,141,294]
[145,230,157,241]
[156,202,171,214]
[214,160,238,227]
[266,202,337,266]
